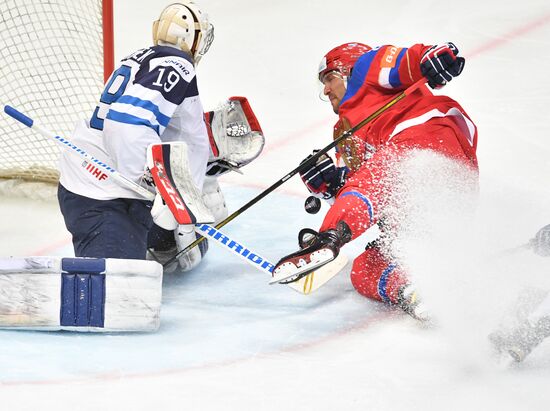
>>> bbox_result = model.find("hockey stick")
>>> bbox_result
[196,223,347,293]
[168,78,427,265]
[2,105,274,276]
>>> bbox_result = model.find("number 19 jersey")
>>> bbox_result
[59,45,210,201]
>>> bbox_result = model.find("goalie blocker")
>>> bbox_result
[0,256,162,332]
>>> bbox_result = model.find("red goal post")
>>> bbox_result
[0,0,114,187]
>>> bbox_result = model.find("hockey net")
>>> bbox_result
[0,0,113,199]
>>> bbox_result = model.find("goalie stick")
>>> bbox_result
[195,223,348,294]
[167,78,428,265]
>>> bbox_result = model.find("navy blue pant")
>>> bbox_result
[58,184,154,259]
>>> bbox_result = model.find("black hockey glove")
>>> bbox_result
[420,42,465,89]
[205,159,240,177]
[299,150,348,200]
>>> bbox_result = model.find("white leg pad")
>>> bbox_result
[0,257,163,332]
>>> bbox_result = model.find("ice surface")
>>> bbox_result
[1,0,550,410]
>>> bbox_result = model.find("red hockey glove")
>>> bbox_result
[420,42,465,89]
[299,150,348,200]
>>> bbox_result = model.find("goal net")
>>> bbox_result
[0,0,113,193]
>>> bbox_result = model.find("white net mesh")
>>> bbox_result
[0,0,106,185]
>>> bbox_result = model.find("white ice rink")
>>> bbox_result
[2,0,550,410]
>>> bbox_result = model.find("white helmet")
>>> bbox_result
[152,1,214,64]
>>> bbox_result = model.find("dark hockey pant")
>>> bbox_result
[58,184,154,259]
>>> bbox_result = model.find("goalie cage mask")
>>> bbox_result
[153,1,214,64]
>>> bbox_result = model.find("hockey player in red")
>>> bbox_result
[273,42,478,320]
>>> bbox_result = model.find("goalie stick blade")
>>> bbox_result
[285,253,348,295]
[269,248,336,285]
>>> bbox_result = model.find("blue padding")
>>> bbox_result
[76,274,90,326]
[60,258,106,328]
[60,274,76,326]
[89,274,106,327]
[61,257,106,274]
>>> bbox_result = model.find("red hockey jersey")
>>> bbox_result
[334,44,478,172]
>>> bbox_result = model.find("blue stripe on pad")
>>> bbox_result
[60,258,106,328]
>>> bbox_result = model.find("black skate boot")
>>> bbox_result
[272,221,352,284]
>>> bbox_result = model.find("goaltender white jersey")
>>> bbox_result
[59,45,210,200]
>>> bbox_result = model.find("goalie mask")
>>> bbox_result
[152,1,214,64]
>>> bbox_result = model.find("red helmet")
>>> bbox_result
[318,42,372,82]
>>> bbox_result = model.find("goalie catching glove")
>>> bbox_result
[204,96,265,177]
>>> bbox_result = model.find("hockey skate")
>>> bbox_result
[489,317,550,362]
[272,221,352,284]
[147,245,179,273]
[397,284,430,322]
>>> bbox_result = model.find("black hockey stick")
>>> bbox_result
[166,78,427,267]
